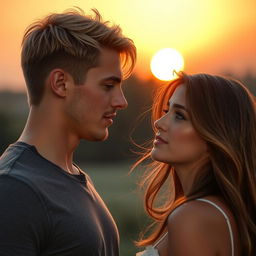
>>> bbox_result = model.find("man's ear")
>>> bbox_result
[48,69,70,98]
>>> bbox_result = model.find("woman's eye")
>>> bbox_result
[175,111,186,120]
[163,109,186,120]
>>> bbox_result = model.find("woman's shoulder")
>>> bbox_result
[168,197,227,230]
[166,196,234,255]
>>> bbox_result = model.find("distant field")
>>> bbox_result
[84,162,148,256]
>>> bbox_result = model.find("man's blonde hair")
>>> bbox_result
[21,8,136,105]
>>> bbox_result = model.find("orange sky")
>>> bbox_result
[0,0,256,91]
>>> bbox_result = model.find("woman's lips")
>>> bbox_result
[154,135,168,145]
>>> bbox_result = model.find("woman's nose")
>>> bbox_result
[154,116,167,131]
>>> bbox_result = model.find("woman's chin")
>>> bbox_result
[151,149,174,164]
[151,149,164,162]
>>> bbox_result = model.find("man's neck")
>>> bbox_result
[19,108,80,175]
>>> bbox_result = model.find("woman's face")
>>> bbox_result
[151,84,208,166]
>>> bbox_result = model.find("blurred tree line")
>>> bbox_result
[0,72,255,164]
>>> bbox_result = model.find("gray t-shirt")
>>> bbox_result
[0,141,119,256]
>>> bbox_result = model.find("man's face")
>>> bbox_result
[64,48,128,141]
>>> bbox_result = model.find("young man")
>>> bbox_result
[0,8,136,255]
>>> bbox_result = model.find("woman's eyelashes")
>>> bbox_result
[163,108,186,121]
[175,111,186,120]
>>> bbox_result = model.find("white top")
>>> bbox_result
[136,198,234,256]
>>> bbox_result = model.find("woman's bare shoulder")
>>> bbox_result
[168,199,226,231]
[166,199,230,255]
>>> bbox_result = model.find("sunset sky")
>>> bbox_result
[0,0,255,91]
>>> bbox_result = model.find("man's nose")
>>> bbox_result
[112,90,128,110]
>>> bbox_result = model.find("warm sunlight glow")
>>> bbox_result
[150,48,184,81]
[1,1,256,88]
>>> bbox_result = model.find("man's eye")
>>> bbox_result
[103,84,114,90]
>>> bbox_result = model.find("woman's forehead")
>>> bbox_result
[168,84,186,106]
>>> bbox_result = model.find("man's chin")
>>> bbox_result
[91,131,109,142]
[80,128,109,142]
[98,133,108,141]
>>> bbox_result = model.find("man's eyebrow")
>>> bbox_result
[101,76,122,83]
[167,101,188,112]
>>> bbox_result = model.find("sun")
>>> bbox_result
[150,48,185,81]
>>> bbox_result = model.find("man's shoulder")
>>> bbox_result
[0,141,61,193]
[0,142,28,174]
[0,143,47,199]
[0,141,61,179]
[0,142,41,177]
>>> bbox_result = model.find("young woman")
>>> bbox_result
[134,73,256,256]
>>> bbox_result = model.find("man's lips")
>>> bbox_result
[103,113,117,126]
[103,113,117,119]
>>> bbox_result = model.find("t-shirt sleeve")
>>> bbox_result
[0,175,50,256]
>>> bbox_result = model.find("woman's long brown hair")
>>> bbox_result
[133,73,256,255]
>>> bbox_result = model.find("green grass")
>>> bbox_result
[84,162,148,256]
